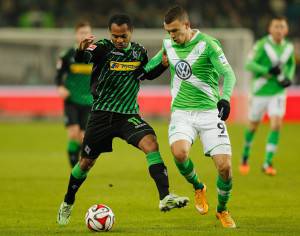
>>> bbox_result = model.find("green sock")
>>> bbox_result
[146,152,169,200]
[174,158,204,190]
[264,130,279,166]
[242,129,255,162]
[64,163,89,204]
[71,163,89,179]
[68,140,81,153]
[217,175,232,212]
[146,151,164,166]
[67,140,81,167]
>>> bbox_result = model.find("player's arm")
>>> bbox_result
[54,53,70,99]
[75,35,106,64]
[209,40,236,120]
[136,49,168,80]
[279,45,296,88]
[245,41,280,77]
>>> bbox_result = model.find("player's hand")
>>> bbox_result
[278,78,292,88]
[268,65,281,76]
[57,86,70,100]
[79,35,96,51]
[162,50,169,67]
[217,99,230,121]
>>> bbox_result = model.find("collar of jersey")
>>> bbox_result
[268,34,285,46]
[110,40,132,52]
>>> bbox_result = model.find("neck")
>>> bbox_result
[183,29,193,43]
[271,35,283,44]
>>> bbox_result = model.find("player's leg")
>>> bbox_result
[240,96,267,174]
[120,114,189,211]
[240,121,259,174]
[212,153,236,228]
[263,94,286,175]
[57,111,113,225]
[169,111,207,214]
[199,110,235,227]
[138,134,169,200]
[64,102,82,167]
[67,125,82,167]
[262,116,281,175]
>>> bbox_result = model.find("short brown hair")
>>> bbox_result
[75,21,91,31]
[269,16,288,26]
[164,5,189,24]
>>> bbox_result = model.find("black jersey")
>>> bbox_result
[55,47,93,105]
[75,39,165,114]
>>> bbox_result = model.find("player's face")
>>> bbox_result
[110,23,132,50]
[76,26,92,44]
[164,19,189,44]
[269,19,288,43]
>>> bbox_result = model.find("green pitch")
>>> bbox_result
[0,121,299,236]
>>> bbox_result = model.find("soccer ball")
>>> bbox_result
[85,204,115,231]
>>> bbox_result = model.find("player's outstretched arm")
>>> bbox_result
[75,35,96,63]
[136,50,168,80]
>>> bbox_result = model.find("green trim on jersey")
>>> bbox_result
[246,35,295,96]
[145,30,236,111]
[87,39,147,114]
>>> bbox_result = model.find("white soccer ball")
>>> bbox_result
[85,204,115,232]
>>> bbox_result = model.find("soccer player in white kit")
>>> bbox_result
[240,17,295,176]
[143,6,237,228]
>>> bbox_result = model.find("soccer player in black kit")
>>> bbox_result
[55,21,93,168]
[57,14,189,225]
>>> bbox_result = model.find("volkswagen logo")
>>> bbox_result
[175,60,192,80]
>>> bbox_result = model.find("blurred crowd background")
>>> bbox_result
[0,0,299,85]
[1,0,300,37]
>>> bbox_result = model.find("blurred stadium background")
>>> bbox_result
[0,0,299,121]
[1,1,300,236]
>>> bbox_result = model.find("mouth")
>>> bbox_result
[115,43,125,49]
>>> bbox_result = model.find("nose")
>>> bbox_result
[116,37,124,43]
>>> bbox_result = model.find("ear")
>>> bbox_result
[185,21,190,29]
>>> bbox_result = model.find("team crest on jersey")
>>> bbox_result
[132,50,140,59]
[218,54,229,65]
[175,60,192,80]
[110,61,141,71]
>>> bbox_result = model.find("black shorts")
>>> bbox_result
[64,101,91,130]
[81,110,156,158]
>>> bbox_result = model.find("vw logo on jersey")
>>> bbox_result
[175,60,192,80]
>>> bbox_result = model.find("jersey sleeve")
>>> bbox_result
[140,47,149,67]
[144,49,163,73]
[142,49,168,80]
[245,41,269,75]
[283,44,296,81]
[75,40,107,64]
[208,40,236,101]
[54,51,69,86]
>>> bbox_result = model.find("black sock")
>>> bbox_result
[64,174,86,204]
[68,150,80,167]
[149,163,169,200]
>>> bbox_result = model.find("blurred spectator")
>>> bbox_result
[0,0,298,39]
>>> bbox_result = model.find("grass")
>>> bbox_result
[0,121,299,236]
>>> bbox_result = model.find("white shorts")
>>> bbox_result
[248,94,286,122]
[168,109,232,157]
